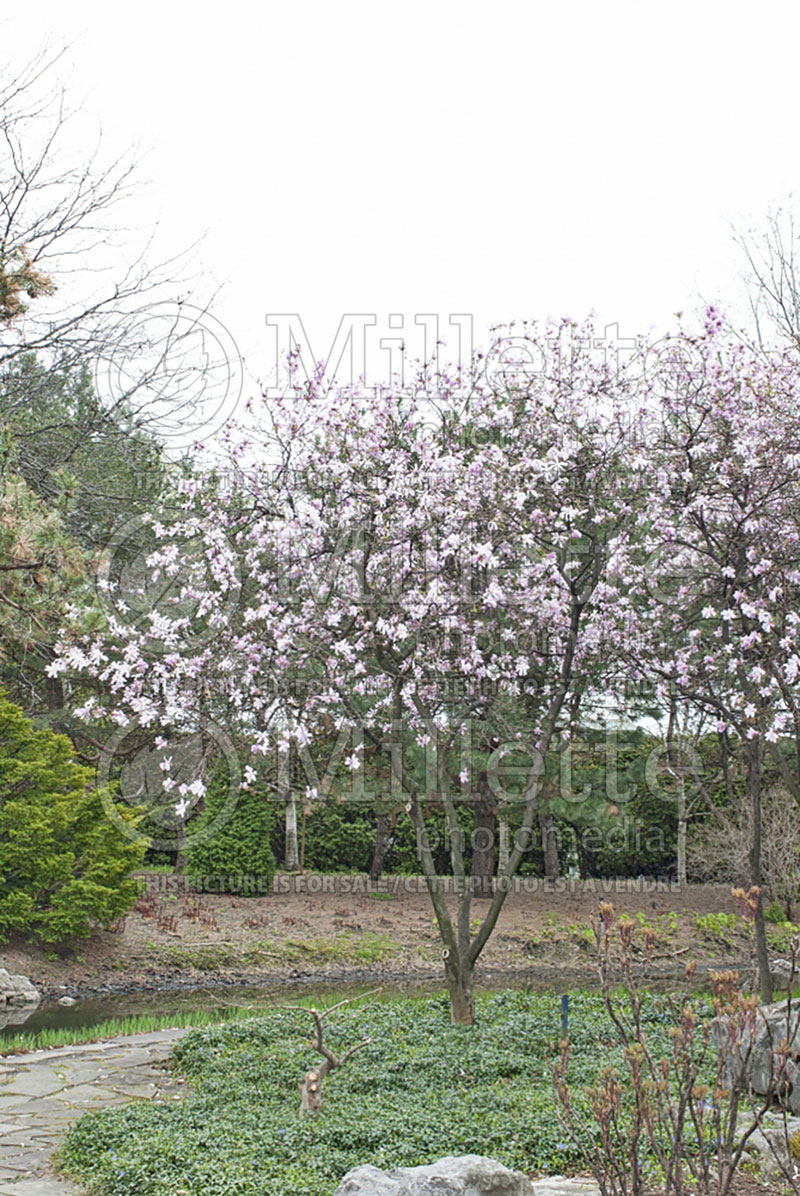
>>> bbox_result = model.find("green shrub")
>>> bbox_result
[185,765,275,894]
[380,803,475,875]
[0,695,144,942]
[275,797,495,877]
[297,798,376,873]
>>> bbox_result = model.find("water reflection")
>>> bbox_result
[0,965,722,1044]
[0,1005,41,1031]
[0,978,445,1041]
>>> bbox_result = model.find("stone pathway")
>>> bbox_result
[0,1028,601,1196]
[0,1028,189,1196]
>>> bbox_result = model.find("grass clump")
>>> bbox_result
[158,943,240,970]
[1,1006,257,1055]
[279,932,397,966]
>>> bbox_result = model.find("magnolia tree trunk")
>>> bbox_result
[408,716,569,1025]
[444,953,474,1025]
[402,585,593,1023]
[408,787,478,1024]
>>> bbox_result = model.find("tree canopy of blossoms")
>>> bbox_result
[624,310,800,999]
[51,311,800,1013]
[53,321,655,1021]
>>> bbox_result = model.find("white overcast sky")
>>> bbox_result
[4,1,800,398]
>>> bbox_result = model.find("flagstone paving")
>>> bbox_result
[0,1027,601,1196]
[0,1027,188,1196]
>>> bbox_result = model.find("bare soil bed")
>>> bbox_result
[0,876,763,998]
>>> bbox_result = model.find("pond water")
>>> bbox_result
[0,978,431,1039]
[0,966,714,1043]
[2,974,573,1040]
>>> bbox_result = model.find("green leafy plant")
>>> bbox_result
[57,990,635,1196]
[766,919,800,954]
[566,922,594,945]
[692,911,739,941]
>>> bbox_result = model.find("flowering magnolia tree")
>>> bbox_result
[53,322,653,1023]
[53,311,800,1016]
[626,310,800,1000]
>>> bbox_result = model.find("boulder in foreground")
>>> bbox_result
[334,1155,599,1196]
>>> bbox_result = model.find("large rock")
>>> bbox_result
[334,1156,537,1196]
[739,1112,800,1184]
[741,959,799,993]
[334,1160,599,1196]
[0,968,40,1008]
[715,999,800,1114]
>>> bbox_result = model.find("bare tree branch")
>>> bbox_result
[281,990,380,1114]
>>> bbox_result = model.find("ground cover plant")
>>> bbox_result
[57,988,717,1196]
